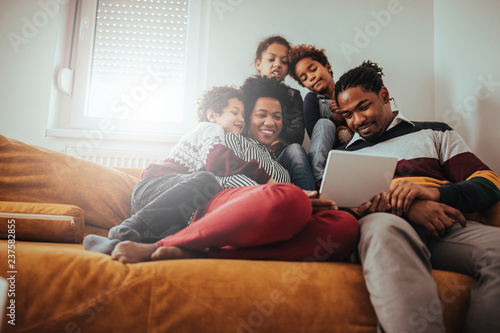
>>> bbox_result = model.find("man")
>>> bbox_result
[334,60,500,333]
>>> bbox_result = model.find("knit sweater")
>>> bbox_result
[338,112,500,213]
[141,122,271,189]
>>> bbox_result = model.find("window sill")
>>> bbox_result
[45,128,183,143]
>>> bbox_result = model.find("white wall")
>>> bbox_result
[434,0,500,173]
[0,0,60,146]
[206,0,434,122]
[0,0,498,172]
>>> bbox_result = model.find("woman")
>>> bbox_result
[110,76,369,264]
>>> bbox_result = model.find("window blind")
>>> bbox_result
[92,0,189,78]
[86,0,190,123]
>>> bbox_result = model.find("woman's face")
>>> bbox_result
[248,97,283,148]
[255,43,289,82]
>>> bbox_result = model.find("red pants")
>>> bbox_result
[157,184,359,261]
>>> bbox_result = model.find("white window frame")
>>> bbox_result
[49,0,209,141]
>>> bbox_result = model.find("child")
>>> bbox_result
[288,44,353,187]
[84,86,273,254]
[254,35,315,191]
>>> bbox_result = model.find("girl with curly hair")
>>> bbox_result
[288,45,353,188]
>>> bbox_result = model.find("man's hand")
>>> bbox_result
[405,200,467,239]
[389,180,440,216]
[351,192,391,217]
[305,190,338,213]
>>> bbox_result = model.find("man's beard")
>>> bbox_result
[360,130,381,142]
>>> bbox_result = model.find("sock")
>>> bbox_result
[83,235,120,255]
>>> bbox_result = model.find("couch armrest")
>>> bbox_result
[464,201,500,228]
[112,167,144,179]
[0,201,84,243]
[483,201,500,227]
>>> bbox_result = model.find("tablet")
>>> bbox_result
[318,150,398,208]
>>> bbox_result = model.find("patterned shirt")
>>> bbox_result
[141,122,271,189]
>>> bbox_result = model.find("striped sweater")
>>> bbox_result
[141,122,272,189]
[225,133,291,184]
[339,113,500,213]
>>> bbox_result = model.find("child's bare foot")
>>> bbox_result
[151,246,207,261]
[111,241,157,264]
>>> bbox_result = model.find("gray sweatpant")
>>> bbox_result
[356,212,500,333]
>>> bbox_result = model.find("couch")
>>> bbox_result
[1,134,497,333]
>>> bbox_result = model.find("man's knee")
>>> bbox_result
[359,212,413,234]
[358,213,429,255]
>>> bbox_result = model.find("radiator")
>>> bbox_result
[64,146,166,169]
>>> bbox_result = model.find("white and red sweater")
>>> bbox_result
[141,123,272,189]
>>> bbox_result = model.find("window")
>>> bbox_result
[52,0,208,139]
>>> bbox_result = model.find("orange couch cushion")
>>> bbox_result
[0,135,140,231]
[0,201,84,243]
[0,240,474,333]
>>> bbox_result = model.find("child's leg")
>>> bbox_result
[110,171,221,240]
[277,143,316,191]
[157,184,312,250]
[209,210,359,261]
[309,119,336,183]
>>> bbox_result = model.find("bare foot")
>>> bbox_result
[111,241,157,264]
[151,246,207,261]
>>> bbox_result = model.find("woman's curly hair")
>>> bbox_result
[196,86,243,122]
[240,75,291,128]
[288,44,333,86]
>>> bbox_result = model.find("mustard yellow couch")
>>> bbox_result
[1,134,494,333]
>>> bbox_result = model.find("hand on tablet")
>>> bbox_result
[351,192,391,217]
[389,180,441,216]
[305,190,339,213]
